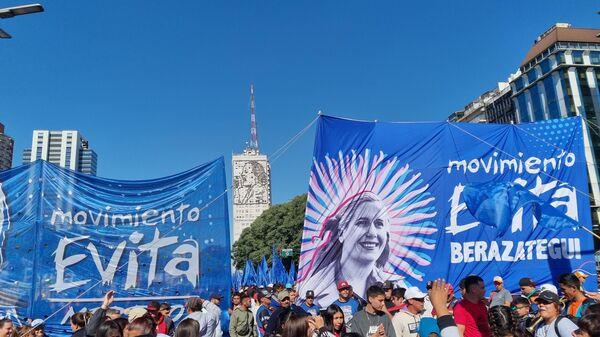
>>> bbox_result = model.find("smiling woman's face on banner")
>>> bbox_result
[339,198,389,267]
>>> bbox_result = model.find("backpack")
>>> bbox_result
[535,316,567,337]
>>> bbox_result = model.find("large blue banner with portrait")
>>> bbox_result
[297,115,597,307]
[0,158,230,335]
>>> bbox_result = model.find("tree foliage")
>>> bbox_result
[232,194,307,269]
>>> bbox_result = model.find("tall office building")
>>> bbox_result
[232,85,272,242]
[22,130,98,176]
[0,123,14,171]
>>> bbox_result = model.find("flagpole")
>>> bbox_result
[580,226,600,240]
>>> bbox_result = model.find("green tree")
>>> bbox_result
[232,194,306,269]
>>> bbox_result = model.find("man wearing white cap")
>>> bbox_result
[392,287,426,337]
[489,276,511,308]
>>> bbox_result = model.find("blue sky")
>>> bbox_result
[1,1,598,204]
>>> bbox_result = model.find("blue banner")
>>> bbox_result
[297,116,597,307]
[0,158,230,334]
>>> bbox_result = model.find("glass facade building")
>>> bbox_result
[508,24,600,226]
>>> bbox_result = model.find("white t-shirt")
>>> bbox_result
[392,310,421,337]
[534,317,578,337]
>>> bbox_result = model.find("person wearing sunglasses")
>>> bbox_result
[533,290,578,337]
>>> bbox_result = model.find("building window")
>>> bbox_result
[540,59,551,74]
[543,75,560,119]
[556,52,566,65]
[529,85,544,121]
[591,51,600,65]
[578,68,600,169]
[527,69,538,83]
[579,68,596,117]
[515,77,525,92]
[517,94,530,122]
[560,69,576,116]
[572,51,584,65]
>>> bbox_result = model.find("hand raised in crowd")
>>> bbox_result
[376,323,386,337]
[428,279,451,317]
[308,315,325,330]
[101,290,114,310]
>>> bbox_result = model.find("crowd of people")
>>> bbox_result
[0,273,598,337]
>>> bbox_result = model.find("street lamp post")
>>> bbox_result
[0,3,44,39]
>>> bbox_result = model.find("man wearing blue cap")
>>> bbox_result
[300,290,319,316]
[256,289,273,337]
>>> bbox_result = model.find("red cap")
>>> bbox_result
[337,280,350,290]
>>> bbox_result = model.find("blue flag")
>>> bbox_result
[271,247,287,284]
[287,263,296,285]
[232,270,243,292]
[257,256,270,287]
[242,260,257,287]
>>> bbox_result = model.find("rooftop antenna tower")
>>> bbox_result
[248,84,259,152]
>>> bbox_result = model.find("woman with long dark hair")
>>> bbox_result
[281,313,310,337]
[322,305,346,337]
